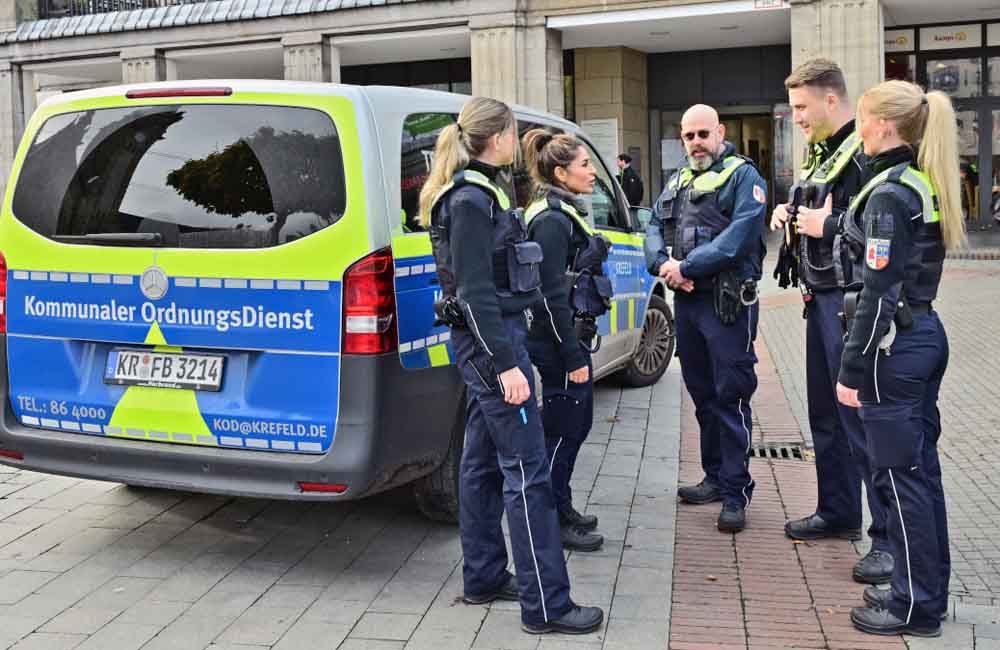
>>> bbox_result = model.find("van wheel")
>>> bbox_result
[413,394,465,523]
[618,294,674,387]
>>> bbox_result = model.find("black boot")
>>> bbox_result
[561,525,603,552]
[717,504,746,533]
[784,513,861,541]
[853,550,894,584]
[862,586,948,621]
[462,573,518,605]
[559,504,598,532]
[850,606,941,637]
[522,603,604,634]
[678,480,721,505]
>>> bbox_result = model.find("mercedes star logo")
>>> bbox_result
[140,266,168,301]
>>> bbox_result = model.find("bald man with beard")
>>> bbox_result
[645,104,768,533]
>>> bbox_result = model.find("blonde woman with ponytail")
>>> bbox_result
[422,98,603,636]
[835,80,959,638]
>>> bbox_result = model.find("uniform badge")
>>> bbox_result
[866,238,891,270]
[752,184,766,204]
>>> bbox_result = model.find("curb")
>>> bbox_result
[947,248,1000,261]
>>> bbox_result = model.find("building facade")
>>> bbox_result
[0,0,997,222]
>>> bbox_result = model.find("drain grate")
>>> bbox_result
[749,443,805,461]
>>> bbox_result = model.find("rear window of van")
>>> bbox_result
[12,104,346,249]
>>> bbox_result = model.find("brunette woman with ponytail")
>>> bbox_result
[835,80,963,638]
[422,99,602,636]
[520,128,609,553]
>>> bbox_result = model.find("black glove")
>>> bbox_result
[713,270,742,326]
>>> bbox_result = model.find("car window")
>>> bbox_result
[13,105,346,249]
[577,139,628,230]
[400,112,459,232]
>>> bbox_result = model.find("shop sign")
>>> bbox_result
[885,29,914,53]
[921,24,981,50]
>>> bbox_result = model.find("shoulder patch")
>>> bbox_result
[866,238,891,271]
[752,184,766,205]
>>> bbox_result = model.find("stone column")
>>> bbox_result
[0,0,37,34]
[790,0,883,167]
[283,32,339,83]
[470,16,564,116]
[574,47,649,202]
[121,47,166,84]
[0,60,24,198]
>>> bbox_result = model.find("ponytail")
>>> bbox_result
[859,80,965,250]
[417,97,515,227]
[417,123,468,227]
[919,91,965,250]
[521,127,584,195]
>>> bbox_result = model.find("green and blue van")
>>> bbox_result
[0,81,674,520]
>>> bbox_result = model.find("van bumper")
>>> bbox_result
[0,337,463,500]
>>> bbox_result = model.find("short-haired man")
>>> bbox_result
[772,58,892,584]
[645,104,766,533]
[616,153,644,206]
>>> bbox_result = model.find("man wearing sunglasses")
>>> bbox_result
[645,104,766,533]
[770,59,891,586]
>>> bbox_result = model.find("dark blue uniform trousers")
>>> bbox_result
[675,291,758,508]
[452,314,572,627]
[859,312,950,627]
[526,336,593,513]
[808,290,890,551]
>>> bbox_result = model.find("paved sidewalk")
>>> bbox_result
[668,323,904,650]
[0,369,683,650]
[737,258,1000,650]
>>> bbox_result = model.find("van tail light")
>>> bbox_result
[298,482,348,494]
[0,251,7,334]
[343,248,397,355]
[126,87,232,99]
[0,449,23,461]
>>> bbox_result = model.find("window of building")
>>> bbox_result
[13,105,346,249]
[989,57,1000,97]
[563,50,576,122]
[342,58,471,95]
[926,58,983,98]
[885,54,917,82]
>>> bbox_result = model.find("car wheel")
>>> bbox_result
[413,393,465,523]
[617,294,675,387]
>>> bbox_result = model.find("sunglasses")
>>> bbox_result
[682,129,714,141]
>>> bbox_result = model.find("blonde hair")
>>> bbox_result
[417,97,516,227]
[859,80,965,250]
[521,128,585,195]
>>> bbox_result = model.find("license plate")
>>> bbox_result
[104,349,225,391]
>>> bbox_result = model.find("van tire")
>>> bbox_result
[618,294,674,387]
[413,394,465,523]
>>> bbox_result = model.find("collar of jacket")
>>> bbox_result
[545,185,590,217]
[467,159,504,183]
[824,119,855,155]
[868,144,915,176]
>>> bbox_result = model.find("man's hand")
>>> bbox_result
[498,367,531,405]
[568,366,590,384]
[795,195,833,239]
[836,382,860,408]
[659,259,691,291]
[770,203,791,232]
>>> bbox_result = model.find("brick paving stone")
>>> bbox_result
[668,298,907,650]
